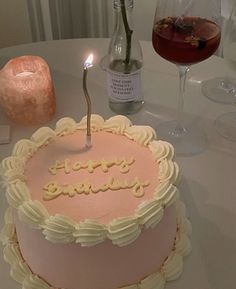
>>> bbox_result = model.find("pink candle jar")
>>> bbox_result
[0,55,56,125]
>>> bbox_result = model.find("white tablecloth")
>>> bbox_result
[0,38,235,289]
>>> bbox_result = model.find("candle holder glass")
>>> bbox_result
[0,55,56,126]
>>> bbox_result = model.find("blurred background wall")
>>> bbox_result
[0,0,32,48]
[0,0,234,49]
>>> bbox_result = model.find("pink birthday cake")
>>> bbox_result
[0,114,191,289]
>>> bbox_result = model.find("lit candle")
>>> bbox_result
[83,54,93,147]
[0,55,56,126]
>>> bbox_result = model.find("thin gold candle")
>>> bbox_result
[83,54,93,147]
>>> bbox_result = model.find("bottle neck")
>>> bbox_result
[113,0,134,31]
[107,0,142,73]
[114,0,133,9]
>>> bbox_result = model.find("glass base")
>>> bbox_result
[215,111,236,142]
[156,120,207,156]
[202,77,236,104]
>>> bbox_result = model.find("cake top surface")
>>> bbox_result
[25,130,159,224]
[1,115,179,246]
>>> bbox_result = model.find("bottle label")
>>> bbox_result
[107,69,143,102]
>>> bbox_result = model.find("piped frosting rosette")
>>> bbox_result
[1,115,185,247]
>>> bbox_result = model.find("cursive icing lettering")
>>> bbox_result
[48,159,71,175]
[43,177,150,201]
[48,157,135,175]
[43,181,62,200]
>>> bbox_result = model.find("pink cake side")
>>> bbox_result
[15,205,177,289]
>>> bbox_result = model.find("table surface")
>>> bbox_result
[0,38,235,289]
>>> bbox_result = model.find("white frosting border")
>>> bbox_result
[0,115,180,247]
[0,201,191,289]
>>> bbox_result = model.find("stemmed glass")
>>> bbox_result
[202,3,236,104]
[214,3,236,141]
[152,0,221,155]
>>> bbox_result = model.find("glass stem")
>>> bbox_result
[175,65,189,136]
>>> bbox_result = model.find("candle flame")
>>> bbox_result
[84,54,94,69]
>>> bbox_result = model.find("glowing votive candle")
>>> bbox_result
[0,55,56,125]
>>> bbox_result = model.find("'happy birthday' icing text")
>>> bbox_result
[44,157,150,200]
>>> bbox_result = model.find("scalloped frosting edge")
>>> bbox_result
[0,115,180,247]
[0,201,191,289]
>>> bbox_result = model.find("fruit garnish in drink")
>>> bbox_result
[152,16,221,65]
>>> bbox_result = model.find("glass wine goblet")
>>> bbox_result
[202,3,236,104]
[152,0,221,155]
[214,3,236,142]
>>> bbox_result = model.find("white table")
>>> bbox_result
[0,39,235,289]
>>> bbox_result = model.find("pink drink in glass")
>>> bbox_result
[152,16,221,65]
